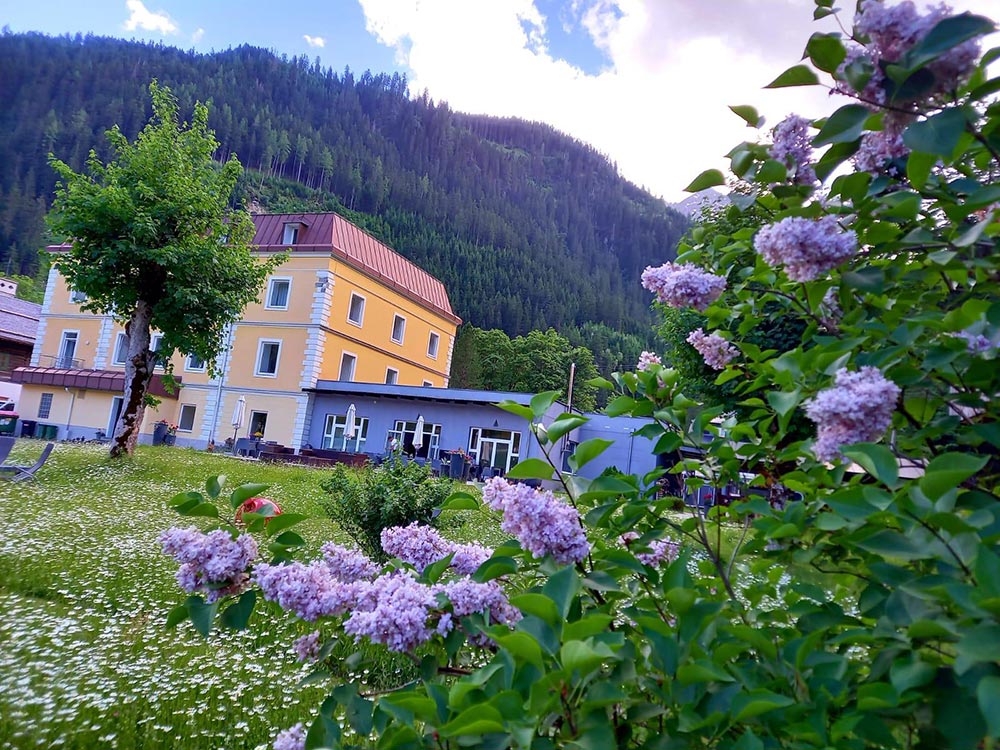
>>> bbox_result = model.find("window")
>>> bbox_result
[185,353,206,372]
[112,332,128,366]
[150,334,165,370]
[69,288,87,304]
[266,278,291,310]
[282,222,301,245]
[385,368,398,385]
[339,352,357,382]
[38,393,54,419]
[391,419,442,459]
[468,427,522,474]
[347,293,366,326]
[427,331,440,359]
[178,404,197,433]
[255,340,282,377]
[322,414,369,452]
[58,331,79,368]
[391,314,406,344]
[249,411,268,438]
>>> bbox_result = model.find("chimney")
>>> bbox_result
[0,277,18,296]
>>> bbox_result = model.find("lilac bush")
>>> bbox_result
[686,327,738,370]
[753,215,857,282]
[769,114,816,185]
[804,366,901,461]
[159,527,257,603]
[640,261,726,311]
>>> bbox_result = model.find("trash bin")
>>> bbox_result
[0,415,17,435]
[20,420,36,438]
[42,424,58,440]
[152,421,168,446]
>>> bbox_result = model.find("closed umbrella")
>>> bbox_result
[345,403,357,441]
[231,395,246,449]
[413,414,425,451]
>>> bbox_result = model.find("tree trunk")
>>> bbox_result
[109,300,156,458]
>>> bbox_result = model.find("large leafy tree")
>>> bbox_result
[47,82,278,458]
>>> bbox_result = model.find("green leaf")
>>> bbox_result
[856,530,927,561]
[220,590,256,630]
[530,390,562,419]
[178,502,219,518]
[439,705,505,737]
[685,169,726,192]
[903,108,968,158]
[545,414,588,444]
[205,475,225,499]
[472,556,518,583]
[265,512,309,537]
[755,159,787,183]
[505,458,555,481]
[841,443,900,488]
[441,492,479,511]
[919,452,987,500]
[901,13,996,71]
[906,150,936,190]
[423,552,454,584]
[560,640,606,674]
[766,64,820,88]
[977,676,1000,738]
[806,32,847,73]
[842,267,885,293]
[766,389,801,417]
[229,483,270,509]
[495,632,544,667]
[169,491,203,507]
[733,689,795,720]
[186,596,217,637]
[568,438,614,473]
[858,682,900,710]
[497,401,534,421]
[543,565,580,619]
[813,104,870,146]
[729,105,762,128]
[165,602,189,629]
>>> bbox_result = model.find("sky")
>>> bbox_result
[3,0,997,202]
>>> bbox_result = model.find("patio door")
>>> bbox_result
[469,427,521,474]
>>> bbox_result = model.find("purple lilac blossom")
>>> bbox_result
[637,351,662,371]
[292,631,322,663]
[450,542,494,576]
[954,329,995,354]
[620,532,680,567]
[820,288,842,331]
[686,328,738,370]
[273,723,306,750]
[804,366,901,462]
[770,115,817,185]
[343,572,438,652]
[754,216,857,282]
[641,262,726,311]
[380,522,455,571]
[320,542,380,581]
[160,527,257,603]
[854,117,911,174]
[436,579,521,644]
[254,561,364,621]
[481,478,590,565]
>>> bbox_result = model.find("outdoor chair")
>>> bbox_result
[0,442,54,482]
[0,436,15,466]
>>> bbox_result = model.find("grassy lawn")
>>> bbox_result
[0,441,426,749]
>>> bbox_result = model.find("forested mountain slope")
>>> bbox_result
[0,31,686,338]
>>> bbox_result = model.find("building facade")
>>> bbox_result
[0,278,41,402]
[13,212,460,446]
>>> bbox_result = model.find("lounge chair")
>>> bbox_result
[0,442,54,482]
[0,436,14,466]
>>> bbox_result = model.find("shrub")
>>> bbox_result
[318,461,453,561]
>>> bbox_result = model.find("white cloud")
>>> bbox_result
[191,27,204,43]
[357,0,998,202]
[304,34,326,48]
[123,0,177,35]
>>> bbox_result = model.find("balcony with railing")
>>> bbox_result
[36,353,89,370]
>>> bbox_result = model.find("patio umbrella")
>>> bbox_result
[230,395,246,447]
[413,414,425,450]
[345,403,357,439]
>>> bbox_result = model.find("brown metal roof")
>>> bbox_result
[11,367,181,398]
[251,213,460,324]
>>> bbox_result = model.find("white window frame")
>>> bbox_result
[69,288,87,304]
[282,223,301,245]
[255,339,282,378]
[112,332,129,366]
[347,293,366,327]
[427,331,440,359]
[58,330,79,368]
[391,314,406,344]
[339,351,357,382]
[322,414,369,452]
[38,392,54,419]
[265,277,292,310]
[177,404,197,433]
[248,411,268,439]
[150,334,166,370]
[185,353,207,372]
[385,367,399,385]
[391,419,442,459]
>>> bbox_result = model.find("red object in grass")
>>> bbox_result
[235,496,282,525]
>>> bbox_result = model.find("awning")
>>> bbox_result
[11,367,182,399]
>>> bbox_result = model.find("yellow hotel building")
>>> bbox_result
[13,212,461,448]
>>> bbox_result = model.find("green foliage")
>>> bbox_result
[318,461,453,562]
[156,6,1000,750]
